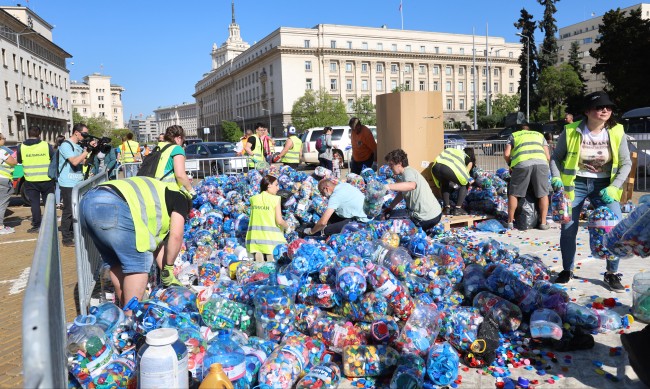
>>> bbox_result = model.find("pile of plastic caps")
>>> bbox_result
[457,167,510,219]
[64,167,638,389]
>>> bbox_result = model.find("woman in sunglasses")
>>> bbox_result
[550,91,632,292]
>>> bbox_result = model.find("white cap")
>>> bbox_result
[145,327,179,346]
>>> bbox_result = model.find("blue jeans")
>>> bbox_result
[560,177,622,273]
[124,163,138,178]
[80,187,153,273]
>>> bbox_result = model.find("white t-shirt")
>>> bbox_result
[0,147,10,164]
[577,127,611,178]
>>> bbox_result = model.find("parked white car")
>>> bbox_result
[300,125,377,165]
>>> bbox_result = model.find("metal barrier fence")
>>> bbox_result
[444,140,509,173]
[116,162,142,179]
[22,194,67,389]
[185,156,249,178]
[72,171,109,315]
[629,138,650,192]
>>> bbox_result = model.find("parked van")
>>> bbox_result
[300,125,377,165]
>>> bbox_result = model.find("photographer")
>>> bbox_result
[58,123,96,247]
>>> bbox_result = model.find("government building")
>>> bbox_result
[71,73,125,129]
[0,5,72,144]
[154,102,198,138]
[194,4,521,138]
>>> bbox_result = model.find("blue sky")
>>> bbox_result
[16,0,634,123]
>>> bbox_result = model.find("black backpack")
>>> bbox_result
[137,144,173,179]
[315,134,328,153]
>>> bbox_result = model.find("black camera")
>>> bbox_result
[79,133,112,154]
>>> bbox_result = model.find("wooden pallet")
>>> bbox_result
[441,214,493,231]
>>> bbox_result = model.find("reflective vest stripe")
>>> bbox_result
[560,121,624,201]
[22,141,51,182]
[0,164,12,179]
[510,131,547,167]
[245,238,286,246]
[101,177,173,252]
[431,148,470,187]
[248,135,264,168]
[281,136,302,164]
[154,143,177,184]
[248,225,283,233]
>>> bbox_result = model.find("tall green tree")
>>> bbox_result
[73,110,113,138]
[514,9,541,115]
[291,88,348,131]
[537,0,560,73]
[109,128,131,147]
[565,41,586,115]
[222,120,243,142]
[538,64,583,120]
[591,7,650,111]
[351,96,376,125]
[468,94,520,128]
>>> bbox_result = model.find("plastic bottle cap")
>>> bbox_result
[146,327,179,346]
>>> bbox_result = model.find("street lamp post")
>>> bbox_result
[236,115,245,133]
[1,27,39,141]
[261,108,271,136]
[516,33,530,123]
[487,48,502,117]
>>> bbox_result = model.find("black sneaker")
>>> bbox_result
[604,273,625,293]
[621,326,650,387]
[453,207,468,216]
[27,226,40,233]
[442,206,451,216]
[554,270,573,284]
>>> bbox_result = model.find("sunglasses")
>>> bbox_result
[593,106,613,112]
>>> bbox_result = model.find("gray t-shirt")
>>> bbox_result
[507,134,548,167]
[399,166,441,221]
[318,133,333,160]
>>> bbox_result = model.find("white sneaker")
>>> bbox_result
[0,226,15,235]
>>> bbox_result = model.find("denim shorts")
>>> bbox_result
[80,187,154,274]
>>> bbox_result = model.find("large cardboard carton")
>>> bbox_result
[376,91,445,191]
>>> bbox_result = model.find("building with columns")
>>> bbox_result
[154,102,197,138]
[0,5,72,144]
[71,73,125,129]
[194,3,521,138]
[557,3,650,94]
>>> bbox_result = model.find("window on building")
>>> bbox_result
[434,47,439,53]
[361,63,368,72]
[459,67,465,75]
[405,80,411,90]
[419,65,426,74]
[509,69,514,77]
[12,54,17,71]
[305,61,312,71]
[509,83,514,93]
[347,99,354,111]
[420,45,425,53]
[361,79,368,91]
[447,47,452,54]
[433,65,440,75]
[346,79,353,91]
[376,79,383,91]
[346,63,353,72]
[458,81,464,92]
[583,37,593,44]
[391,80,398,90]
[471,81,475,92]
[446,81,452,92]
[493,82,499,93]
[482,68,487,76]
[406,44,411,52]
[391,44,397,52]
[330,40,336,48]
[362,42,368,50]
[4,81,8,99]
[446,98,453,110]
[306,78,313,89]
[98,96,104,101]
[347,41,352,49]
[433,81,439,91]
[509,52,514,58]
[1,49,5,67]
[83,108,87,113]
[459,99,465,110]
[330,62,337,72]
[376,63,384,72]
[330,79,338,90]
[405,64,411,73]
[445,66,452,75]
[494,68,499,76]
[304,40,310,48]
[269,64,273,76]
[391,64,398,73]
[482,82,487,92]
[27,60,31,76]
[377,43,383,50]
[419,80,425,91]
[460,48,465,54]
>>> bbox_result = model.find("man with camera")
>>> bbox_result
[17,126,54,233]
[58,123,96,247]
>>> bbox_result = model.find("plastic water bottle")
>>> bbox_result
[66,315,116,388]
[295,360,341,389]
[462,264,486,300]
[371,240,414,280]
[473,291,522,333]
[394,304,440,357]
[365,263,414,321]
[89,302,125,334]
[342,345,400,378]
[426,341,459,386]
[202,329,247,389]
[592,308,634,333]
[559,302,600,330]
[390,354,426,389]
[99,264,115,303]
[336,262,367,302]
[137,327,189,389]
[529,308,563,340]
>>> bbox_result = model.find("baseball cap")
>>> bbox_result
[584,91,616,110]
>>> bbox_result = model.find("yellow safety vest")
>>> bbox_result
[156,141,168,149]
[281,135,302,164]
[21,141,51,182]
[248,134,264,168]
[431,148,470,188]
[245,191,287,254]
[101,177,178,252]
[560,121,624,201]
[121,140,140,163]
[154,142,178,184]
[0,148,13,179]
[510,130,547,167]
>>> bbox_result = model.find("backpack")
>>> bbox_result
[137,144,173,179]
[315,134,328,153]
[47,140,72,180]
